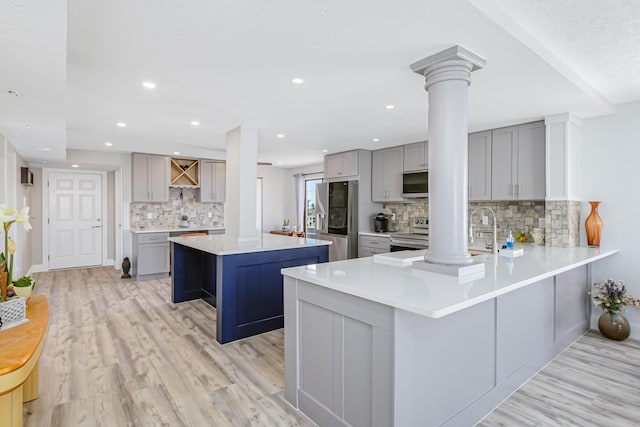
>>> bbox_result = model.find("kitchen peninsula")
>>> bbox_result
[170,233,330,344]
[282,245,618,426]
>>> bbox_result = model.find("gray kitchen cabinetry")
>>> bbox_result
[132,232,170,280]
[198,160,226,203]
[371,146,404,202]
[284,279,394,427]
[132,153,170,202]
[491,121,545,200]
[468,131,492,201]
[358,234,390,257]
[403,140,428,172]
[324,151,359,180]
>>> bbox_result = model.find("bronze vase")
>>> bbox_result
[598,311,630,341]
[585,201,603,247]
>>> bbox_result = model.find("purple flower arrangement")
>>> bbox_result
[590,279,640,314]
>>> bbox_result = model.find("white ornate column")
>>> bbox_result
[410,46,485,271]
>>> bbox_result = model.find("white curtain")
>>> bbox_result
[294,173,305,231]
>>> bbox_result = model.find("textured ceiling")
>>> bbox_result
[0,0,637,168]
[490,0,640,103]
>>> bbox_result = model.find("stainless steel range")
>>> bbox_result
[390,217,429,251]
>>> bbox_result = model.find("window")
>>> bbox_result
[305,178,322,234]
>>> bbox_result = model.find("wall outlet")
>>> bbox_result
[482,215,489,225]
[146,212,153,220]
[208,212,212,218]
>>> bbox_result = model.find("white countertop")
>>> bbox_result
[281,245,618,318]
[169,232,331,255]
[358,231,392,238]
[131,226,225,234]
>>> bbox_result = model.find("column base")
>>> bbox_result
[412,259,485,277]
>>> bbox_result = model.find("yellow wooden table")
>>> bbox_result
[0,295,49,427]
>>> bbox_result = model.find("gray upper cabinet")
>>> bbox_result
[132,153,170,202]
[198,160,226,203]
[403,141,428,172]
[371,146,404,202]
[491,126,519,200]
[468,131,492,201]
[325,151,359,179]
[491,122,545,200]
[516,122,546,200]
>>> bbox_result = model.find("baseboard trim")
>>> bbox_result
[103,258,115,267]
[27,264,48,274]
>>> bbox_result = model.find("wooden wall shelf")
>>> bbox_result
[170,158,200,187]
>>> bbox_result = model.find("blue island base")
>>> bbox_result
[171,242,328,344]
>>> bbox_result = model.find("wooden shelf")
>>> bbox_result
[170,158,199,187]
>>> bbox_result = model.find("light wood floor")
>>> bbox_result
[25,267,640,426]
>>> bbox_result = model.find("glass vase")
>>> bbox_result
[598,311,630,341]
[585,201,603,247]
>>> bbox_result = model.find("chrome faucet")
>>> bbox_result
[469,206,498,254]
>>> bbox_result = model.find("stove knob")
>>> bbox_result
[415,218,420,225]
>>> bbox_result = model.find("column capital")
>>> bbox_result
[410,46,486,89]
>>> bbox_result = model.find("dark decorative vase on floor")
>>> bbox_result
[598,311,630,341]
[585,201,603,247]
[121,257,132,279]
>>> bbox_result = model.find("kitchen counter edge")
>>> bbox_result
[131,226,226,234]
[281,246,619,319]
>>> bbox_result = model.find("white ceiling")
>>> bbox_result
[1,0,638,168]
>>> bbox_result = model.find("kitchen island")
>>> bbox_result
[281,245,618,427]
[170,233,330,344]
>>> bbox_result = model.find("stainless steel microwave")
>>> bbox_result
[402,171,428,198]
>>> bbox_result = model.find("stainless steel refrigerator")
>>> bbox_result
[313,181,358,261]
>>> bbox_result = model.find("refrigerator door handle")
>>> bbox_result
[317,213,325,233]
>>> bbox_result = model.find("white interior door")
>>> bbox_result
[49,172,103,269]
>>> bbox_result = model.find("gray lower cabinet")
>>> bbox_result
[132,232,170,280]
[284,279,393,427]
[285,264,589,426]
[358,234,390,257]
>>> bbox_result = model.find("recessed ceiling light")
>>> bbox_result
[277,162,283,165]
[322,149,328,153]
[142,81,156,89]
[37,147,51,151]
[277,133,285,139]
[190,120,200,126]
[105,142,113,146]
[174,151,180,155]
[116,122,127,127]
[71,164,79,168]
[42,160,47,164]
[24,124,31,130]
[291,78,304,84]
[372,138,380,142]
[384,105,395,110]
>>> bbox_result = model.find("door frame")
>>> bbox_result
[42,168,108,270]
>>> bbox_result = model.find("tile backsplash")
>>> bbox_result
[383,200,546,242]
[130,188,224,229]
